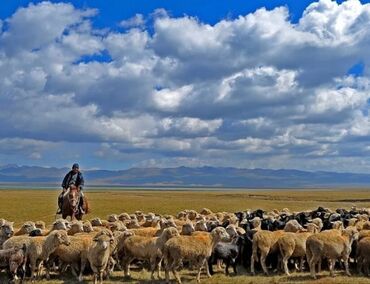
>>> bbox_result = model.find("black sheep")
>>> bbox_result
[208,236,244,275]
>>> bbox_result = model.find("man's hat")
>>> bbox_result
[72,163,79,169]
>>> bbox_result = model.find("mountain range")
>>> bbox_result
[0,164,370,188]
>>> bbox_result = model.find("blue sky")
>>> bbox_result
[1,0,370,172]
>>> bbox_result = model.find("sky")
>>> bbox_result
[1,0,370,172]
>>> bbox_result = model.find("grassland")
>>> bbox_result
[0,188,369,283]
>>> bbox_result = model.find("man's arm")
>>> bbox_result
[61,172,70,189]
[79,173,85,190]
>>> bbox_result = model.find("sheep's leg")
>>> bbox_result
[343,256,351,276]
[225,260,230,276]
[308,256,317,279]
[217,259,223,270]
[150,256,158,280]
[99,270,103,284]
[260,249,269,275]
[299,256,305,271]
[364,259,369,276]
[317,259,322,273]
[172,258,182,284]
[328,259,335,277]
[357,256,363,275]
[283,255,290,276]
[122,256,133,277]
[157,257,163,279]
[79,257,87,282]
[204,259,211,278]
[250,254,256,275]
[196,259,205,283]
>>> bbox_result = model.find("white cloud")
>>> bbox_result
[1,1,370,172]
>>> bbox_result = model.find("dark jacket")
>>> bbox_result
[62,171,84,190]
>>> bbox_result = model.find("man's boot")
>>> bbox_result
[79,192,85,214]
[56,193,63,214]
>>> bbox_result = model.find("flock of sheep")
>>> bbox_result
[0,205,369,283]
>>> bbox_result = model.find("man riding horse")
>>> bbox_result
[57,163,85,215]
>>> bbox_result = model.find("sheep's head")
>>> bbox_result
[331,220,344,230]
[53,220,69,231]
[93,234,114,249]
[226,224,238,238]
[94,228,114,243]
[1,222,14,238]
[211,227,229,242]
[195,220,208,232]
[343,227,359,242]
[35,221,46,230]
[83,221,94,232]
[118,213,131,221]
[54,231,71,246]
[70,222,84,233]
[91,218,103,227]
[107,214,118,222]
[181,223,195,235]
[161,227,179,241]
[305,223,319,233]
[21,221,36,234]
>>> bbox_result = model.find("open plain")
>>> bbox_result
[0,188,370,283]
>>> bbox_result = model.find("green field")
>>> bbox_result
[0,189,370,283]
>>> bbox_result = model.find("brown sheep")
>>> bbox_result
[306,227,358,279]
[27,230,71,280]
[163,227,229,283]
[251,230,285,275]
[84,233,114,284]
[356,236,370,275]
[278,223,319,275]
[0,221,14,248]
[14,221,36,236]
[121,227,179,279]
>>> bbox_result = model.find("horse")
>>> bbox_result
[62,185,89,221]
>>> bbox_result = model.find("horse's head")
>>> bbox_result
[68,185,79,208]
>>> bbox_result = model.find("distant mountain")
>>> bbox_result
[0,164,369,188]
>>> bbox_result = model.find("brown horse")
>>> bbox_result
[62,185,88,221]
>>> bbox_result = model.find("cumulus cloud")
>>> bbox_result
[1,0,370,172]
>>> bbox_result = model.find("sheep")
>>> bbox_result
[356,236,370,275]
[0,244,27,282]
[14,221,37,236]
[195,220,208,232]
[278,223,320,275]
[108,221,126,232]
[46,229,114,282]
[251,230,285,275]
[121,227,180,280]
[208,235,244,276]
[181,223,195,235]
[27,230,71,280]
[84,233,114,284]
[306,227,359,279]
[163,227,229,284]
[107,214,118,222]
[67,221,84,235]
[308,218,323,232]
[118,213,131,222]
[35,221,46,230]
[0,221,14,248]
[126,219,141,229]
[284,220,304,233]
[225,224,239,238]
[83,221,94,233]
[200,208,213,216]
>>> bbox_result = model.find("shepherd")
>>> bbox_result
[57,163,88,219]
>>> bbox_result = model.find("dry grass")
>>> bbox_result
[0,188,369,283]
